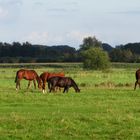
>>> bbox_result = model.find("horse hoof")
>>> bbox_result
[42,90,46,94]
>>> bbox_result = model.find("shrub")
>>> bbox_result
[81,47,110,70]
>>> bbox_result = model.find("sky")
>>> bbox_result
[0,0,140,48]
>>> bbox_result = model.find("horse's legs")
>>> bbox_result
[58,87,61,92]
[49,85,56,93]
[66,87,69,93]
[16,81,18,90]
[16,79,20,90]
[65,87,69,93]
[55,86,61,92]
[19,80,21,89]
[33,80,36,89]
[42,80,46,93]
[134,81,138,90]
[49,88,51,92]
[139,83,140,88]
[63,87,68,93]
[49,86,53,93]
[27,81,32,89]
[50,87,52,92]
[48,82,51,92]
[48,82,55,93]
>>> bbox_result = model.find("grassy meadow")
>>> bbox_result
[0,63,140,140]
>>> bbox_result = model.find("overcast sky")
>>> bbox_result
[0,0,140,48]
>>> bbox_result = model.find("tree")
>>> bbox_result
[81,47,110,70]
[80,36,110,70]
[109,48,133,62]
[102,43,113,53]
[79,36,102,51]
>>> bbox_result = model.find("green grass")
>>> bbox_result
[0,64,140,140]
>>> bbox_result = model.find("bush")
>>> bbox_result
[82,47,110,70]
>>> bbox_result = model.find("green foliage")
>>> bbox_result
[0,42,78,63]
[2,40,140,63]
[80,36,110,70]
[82,47,110,70]
[80,36,102,51]
[109,48,133,62]
[118,43,140,55]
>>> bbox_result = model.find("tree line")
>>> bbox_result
[0,42,79,63]
[0,38,140,63]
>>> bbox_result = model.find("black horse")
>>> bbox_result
[47,76,80,93]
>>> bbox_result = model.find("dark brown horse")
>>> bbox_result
[15,69,42,90]
[47,76,80,93]
[40,72,65,93]
[134,69,140,90]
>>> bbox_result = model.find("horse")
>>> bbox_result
[15,69,42,90]
[40,72,65,93]
[47,76,80,93]
[134,69,140,90]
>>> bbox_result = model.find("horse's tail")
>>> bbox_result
[15,72,18,83]
[136,70,139,81]
[136,72,138,81]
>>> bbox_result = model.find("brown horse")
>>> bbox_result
[15,69,42,90]
[47,76,80,93]
[134,69,140,90]
[40,72,65,93]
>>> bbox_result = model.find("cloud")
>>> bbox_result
[34,1,44,6]
[22,31,84,46]
[47,8,77,17]
[23,32,49,44]
[24,31,93,46]
[111,10,140,15]
[0,0,22,23]
[66,1,78,7]
[48,8,68,13]
[8,0,22,6]
[46,1,78,16]
[0,7,8,19]
[0,0,22,6]
[66,31,92,42]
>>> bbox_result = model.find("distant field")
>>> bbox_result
[0,63,140,140]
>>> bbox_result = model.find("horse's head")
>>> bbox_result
[76,88,80,93]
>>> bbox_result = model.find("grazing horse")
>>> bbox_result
[47,76,80,93]
[15,69,42,90]
[134,69,140,90]
[40,72,65,93]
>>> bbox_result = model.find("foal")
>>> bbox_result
[47,76,80,93]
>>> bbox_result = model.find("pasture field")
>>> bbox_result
[0,63,140,140]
